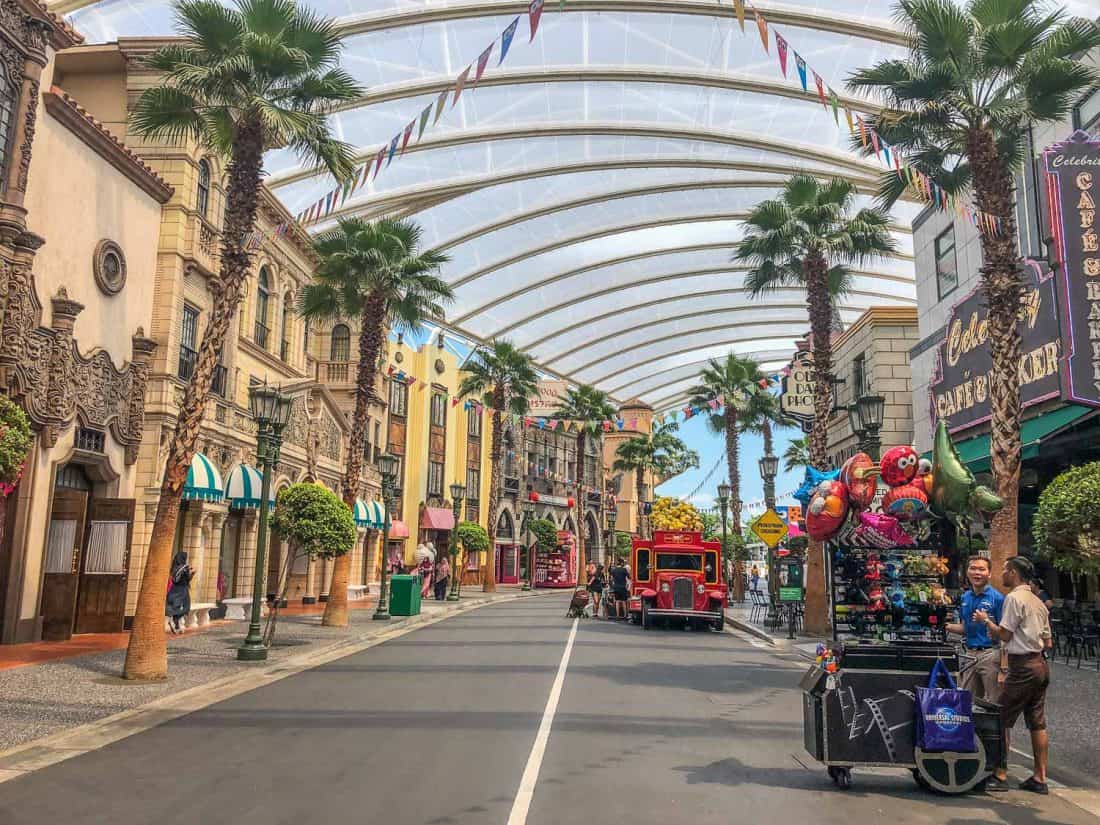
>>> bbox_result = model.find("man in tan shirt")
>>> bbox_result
[973,556,1052,795]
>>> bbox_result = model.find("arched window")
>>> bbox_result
[280,294,292,361]
[254,267,271,348]
[496,509,514,540]
[196,159,211,218]
[330,324,350,361]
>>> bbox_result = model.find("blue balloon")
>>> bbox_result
[793,466,840,508]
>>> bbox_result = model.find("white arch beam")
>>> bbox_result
[609,349,796,397]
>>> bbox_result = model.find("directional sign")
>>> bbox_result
[750,508,789,549]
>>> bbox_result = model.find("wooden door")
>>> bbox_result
[74,498,134,635]
[496,545,519,584]
[41,490,88,641]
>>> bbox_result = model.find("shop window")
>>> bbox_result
[196,158,211,218]
[330,323,350,361]
[467,407,481,438]
[852,353,868,399]
[392,454,404,490]
[280,295,291,361]
[84,522,129,574]
[1075,86,1100,133]
[254,267,271,348]
[428,460,444,497]
[373,421,381,463]
[178,304,199,380]
[430,392,446,427]
[934,226,958,300]
[466,468,480,503]
[390,379,407,417]
[211,346,227,398]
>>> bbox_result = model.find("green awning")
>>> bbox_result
[926,405,1094,474]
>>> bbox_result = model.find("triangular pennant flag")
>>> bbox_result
[452,397,460,407]
[373,146,386,179]
[500,16,520,64]
[844,107,855,134]
[857,116,868,148]
[775,33,789,77]
[475,43,493,83]
[400,120,415,155]
[813,71,827,106]
[828,89,840,125]
[452,65,472,106]
[734,0,745,31]
[434,89,449,125]
[795,52,808,92]
[386,135,399,166]
[869,128,880,156]
[417,104,432,142]
[754,10,768,52]
[529,0,544,41]
[882,143,891,166]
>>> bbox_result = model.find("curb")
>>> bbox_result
[0,590,546,783]
[724,610,786,648]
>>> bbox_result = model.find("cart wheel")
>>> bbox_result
[641,600,651,631]
[911,769,933,792]
[914,737,988,795]
[828,767,852,790]
[713,610,725,632]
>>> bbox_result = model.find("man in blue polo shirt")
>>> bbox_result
[947,555,1005,703]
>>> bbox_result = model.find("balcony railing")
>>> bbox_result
[316,360,351,384]
[254,322,269,350]
[503,476,520,495]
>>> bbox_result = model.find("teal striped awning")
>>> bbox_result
[353,498,372,527]
[183,452,223,503]
[224,464,273,510]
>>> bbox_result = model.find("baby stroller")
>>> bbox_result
[566,586,590,618]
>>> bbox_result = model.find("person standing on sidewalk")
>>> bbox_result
[946,556,1005,703]
[609,557,630,620]
[973,556,1053,795]
[433,555,450,600]
[165,551,193,634]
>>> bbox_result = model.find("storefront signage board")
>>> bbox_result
[779,586,804,602]
[780,349,815,430]
[928,260,1060,434]
[527,380,570,417]
[1044,130,1100,408]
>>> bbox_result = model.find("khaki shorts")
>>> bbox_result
[960,647,1002,704]
[1001,653,1050,731]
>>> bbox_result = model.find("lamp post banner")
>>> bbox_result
[1045,130,1100,408]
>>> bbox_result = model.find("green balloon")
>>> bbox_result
[931,419,1004,519]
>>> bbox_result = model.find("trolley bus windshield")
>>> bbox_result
[655,553,703,571]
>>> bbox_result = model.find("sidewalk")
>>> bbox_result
[0,587,544,757]
[724,602,825,652]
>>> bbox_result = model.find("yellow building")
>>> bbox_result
[602,399,658,538]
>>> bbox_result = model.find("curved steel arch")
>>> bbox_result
[521,285,914,353]
[482,264,912,340]
[648,376,786,411]
[269,122,882,190]
[608,349,796,397]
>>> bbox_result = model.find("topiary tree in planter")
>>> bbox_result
[454,521,489,595]
[613,530,633,560]
[265,483,357,642]
[1034,463,1100,596]
[0,395,32,550]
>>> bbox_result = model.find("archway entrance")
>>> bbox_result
[494,509,518,584]
[584,512,601,565]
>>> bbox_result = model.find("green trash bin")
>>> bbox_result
[389,574,422,616]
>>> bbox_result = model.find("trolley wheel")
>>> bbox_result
[640,599,651,631]
[828,767,852,790]
[911,769,933,792]
[914,737,988,795]
[713,610,725,632]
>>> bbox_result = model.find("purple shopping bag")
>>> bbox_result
[915,659,976,752]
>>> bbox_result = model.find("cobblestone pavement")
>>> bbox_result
[0,590,535,753]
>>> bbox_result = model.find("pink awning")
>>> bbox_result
[420,508,455,530]
[787,522,803,538]
[388,520,409,538]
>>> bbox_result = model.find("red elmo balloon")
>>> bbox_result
[880,446,920,487]
[806,480,849,541]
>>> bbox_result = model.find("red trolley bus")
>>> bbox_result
[627,531,727,631]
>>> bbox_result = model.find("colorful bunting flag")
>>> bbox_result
[433,89,449,125]
[529,0,544,41]
[417,104,432,142]
[812,71,826,106]
[734,0,745,31]
[373,146,386,179]
[400,120,415,155]
[386,135,399,166]
[775,33,789,77]
[754,10,768,52]
[795,52,807,92]
[453,65,472,106]
[844,107,854,134]
[828,89,840,125]
[500,16,520,64]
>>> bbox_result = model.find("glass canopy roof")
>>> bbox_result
[62,0,1035,410]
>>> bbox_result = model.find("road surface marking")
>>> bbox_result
[506,617,579,825]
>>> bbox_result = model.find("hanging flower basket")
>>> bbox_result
[0,396,31,498]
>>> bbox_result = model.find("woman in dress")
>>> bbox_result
[165,551,193,634]
[587,563,606,617]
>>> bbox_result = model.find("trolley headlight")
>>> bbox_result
[697,584,706,594]
[660,582,670,593]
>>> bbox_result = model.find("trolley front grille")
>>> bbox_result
[672,577,694,609]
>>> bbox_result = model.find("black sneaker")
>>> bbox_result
[1019,777,1049,795]
[985,776,1011,793]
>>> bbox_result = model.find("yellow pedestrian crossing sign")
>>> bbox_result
[750,509,789,549]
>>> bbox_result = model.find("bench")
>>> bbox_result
[221,597,263,621]
[348,584,369,601]
[165,602,217,631]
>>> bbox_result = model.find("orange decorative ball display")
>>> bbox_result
[882,483,929,521]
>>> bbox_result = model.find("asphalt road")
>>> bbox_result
[0,594,1095,825]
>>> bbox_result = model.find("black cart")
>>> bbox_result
[802,641,1005,793]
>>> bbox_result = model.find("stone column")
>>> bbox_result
[126,331,158,465]
[203,511,226,603]
[365,530,380,584]
[235,511,259,598]
[320,555,333,599]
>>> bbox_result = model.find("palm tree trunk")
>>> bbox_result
[483,392,504,592]
[324,294,385,627]
[802,250,834,637]
[725,406,744,603]
[123,119,265,680]
[968,126,1023,577]
[576,429,586,561]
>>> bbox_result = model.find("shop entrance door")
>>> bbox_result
[496,544,518,584]
[74,498,134,634]
[41,489,88,641]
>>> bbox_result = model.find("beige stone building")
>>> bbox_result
[825,306,919,467]
[601,398,657,538]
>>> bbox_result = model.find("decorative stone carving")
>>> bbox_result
[318,409,341,461]
[16,78,37,192]
[283,395,308,448]
[92,239,126,296]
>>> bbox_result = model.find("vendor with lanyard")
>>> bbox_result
[946,555,1005,703]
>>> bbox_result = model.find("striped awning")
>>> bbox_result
[353,499,386,529]
[224,464,274,510]
[183,453,223,503]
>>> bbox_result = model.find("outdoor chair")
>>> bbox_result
[1065,613,1100,669]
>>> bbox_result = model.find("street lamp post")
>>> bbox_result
[717,482,732,601]
[447,482,464,601]
[605,500,618,565]
[374,452,399,621]
[238,383,293,662]
[522,500,535,591]
[856,394,886,462]
[758,455,779,599]
[847,402,866,454]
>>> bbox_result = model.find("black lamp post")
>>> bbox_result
[717,482,731,597]
[447,482,464,601]
[757,455,779,599]
[606,499,618,564]
[522,500,535,591]
[847,402,866,453]
[856,394,886,461]
[374,452,399,621]
[238,383,293,661]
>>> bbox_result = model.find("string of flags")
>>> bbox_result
[731,0,1007,236]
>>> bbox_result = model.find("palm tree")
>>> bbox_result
[742,390,792,598]
[300,217,451,626]
[123,0,360,680]
[459,340,539,592]
[612,420,692,538]
[735,174,896,635]
[782,436,810,474]
[552,385,616,554]
[849,0,1100,573]
[686,354,763,529]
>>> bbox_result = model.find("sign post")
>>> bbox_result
[750,508,789,549]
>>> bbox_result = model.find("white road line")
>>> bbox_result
[506,618,579,825]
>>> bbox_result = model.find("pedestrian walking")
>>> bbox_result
[434,555,451,600]
[1030,578,1054,609]
[973,556,1053,795]
[587,563,605,617]
[946,556,1005,704]
[165,551,193,634]
[750,564,761,593]
[609,557,630,620]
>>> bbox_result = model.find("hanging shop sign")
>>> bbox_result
[1045,130,1100,408]
[928,259,1060,434]
[780,349,816,430]
[527,379,570,417]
